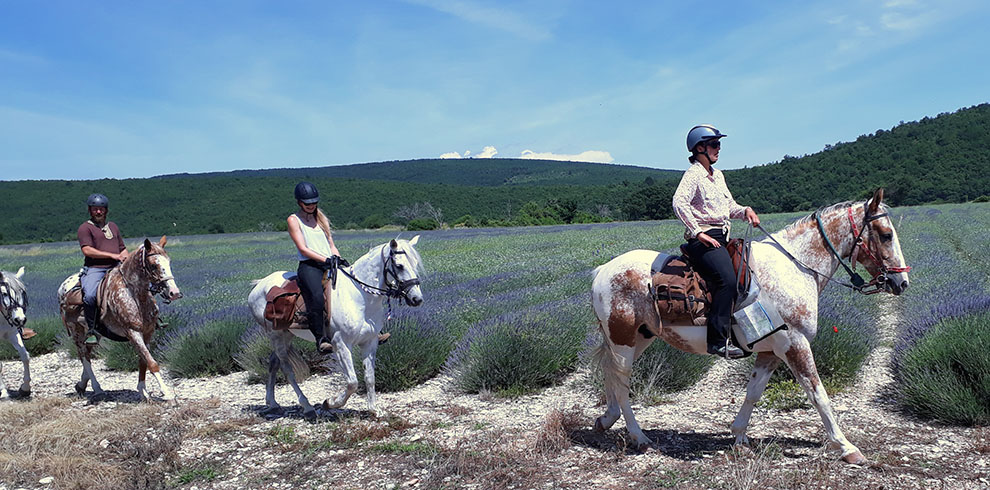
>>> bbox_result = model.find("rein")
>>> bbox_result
[337,246,421,301]
[116,247,175,304]
[756,202,909,295]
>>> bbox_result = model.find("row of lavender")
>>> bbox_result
[2,203,986,424]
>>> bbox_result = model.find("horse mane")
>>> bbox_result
[783,199,891,234]
[1,271,26,294]
[368,239,425,275]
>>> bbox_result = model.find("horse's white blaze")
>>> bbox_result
[593,194,906,463]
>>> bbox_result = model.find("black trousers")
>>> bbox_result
[684,229,738,346]
[297,260,328,340]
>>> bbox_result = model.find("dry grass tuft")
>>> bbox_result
[441,403,471,417]
[325,414,413,446]
[422,431,544,489]
[533,405,586,455]
[0,397,206,490]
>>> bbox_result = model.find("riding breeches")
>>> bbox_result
[80,266,110,307]
[683,229,738,346]
[297,260,330,337]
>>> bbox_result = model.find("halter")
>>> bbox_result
[0,277,28,328]
[815,203,911,295]
[116,247,176,304]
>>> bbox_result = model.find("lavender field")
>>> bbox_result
[2,202,988,420]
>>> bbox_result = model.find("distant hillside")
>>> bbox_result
[1,103,987,244]
[162,158,681,187]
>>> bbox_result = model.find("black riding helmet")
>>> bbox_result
[294,182,320,204]
[87,193,109,208]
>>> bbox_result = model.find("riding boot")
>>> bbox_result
[307,313,333,354]
[83,303,100,345]
[706,322,743,359]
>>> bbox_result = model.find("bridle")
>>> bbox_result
[0,277,27,327]
[116,247,176,304]
[815,202,911,295]
[338,245,422,303]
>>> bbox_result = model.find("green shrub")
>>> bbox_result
[361,311,455,392]
[406,218,438,231]
[896,311,990,425]
[234,326,321,383]
[158,320,248,377]
[361,214,387,229]
[629,341,715,404]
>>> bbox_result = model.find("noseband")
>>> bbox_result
[382,248,421,302]
[815,203,911,295]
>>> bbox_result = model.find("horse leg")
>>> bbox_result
[361,342,378,414]
[595,332,654,433]
[777,339,865,464]
[324,338,358,410]
[127,329,175,402]
[730,351,781,446]
[10,331,31,397]
[265,351,282,411]
[78,337,103,396]
[272,332,315,417]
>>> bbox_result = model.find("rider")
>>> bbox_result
[288,182,350,354]
[77,193,129,345]
[672,125,761,359]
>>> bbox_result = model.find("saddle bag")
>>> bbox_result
[264,280,304,330]
[651,255,710,325]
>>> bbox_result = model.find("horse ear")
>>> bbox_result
[390,239,398,249]
[16,266,24,279]
[144,238,153,250]
[409,235,420,246]
[868,188,884,214]
[159,235,168,247]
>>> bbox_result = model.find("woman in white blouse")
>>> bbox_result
[672,124,761,359]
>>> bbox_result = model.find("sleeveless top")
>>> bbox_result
[291,213,333,261]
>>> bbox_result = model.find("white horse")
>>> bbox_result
[248,236,424,418]
[0,267,31,399]
[592,189,910,463]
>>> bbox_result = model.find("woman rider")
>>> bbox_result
[672,124,761,359]
[288,182,345,354]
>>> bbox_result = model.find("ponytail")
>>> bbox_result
[315,208,333,243]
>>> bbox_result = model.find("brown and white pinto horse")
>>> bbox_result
[591,189,909,463]
[58,236,182,401]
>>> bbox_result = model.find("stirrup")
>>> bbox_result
[377,332,391,345]
[316,338,334,354]
[85,333,100,345]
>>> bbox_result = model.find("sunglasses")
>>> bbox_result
[706,139,721,149]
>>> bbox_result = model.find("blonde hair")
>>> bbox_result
[315,208,333,243]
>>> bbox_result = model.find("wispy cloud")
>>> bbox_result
[403,0,552,41]
[439,146,613,163]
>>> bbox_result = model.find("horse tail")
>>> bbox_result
[284,342,311,381]
[593,321,630,395]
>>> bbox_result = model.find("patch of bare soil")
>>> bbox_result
[2,328,988,490]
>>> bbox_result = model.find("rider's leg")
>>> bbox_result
[80,266,108,345]
[298,260,333,354]
[686,230,742,358]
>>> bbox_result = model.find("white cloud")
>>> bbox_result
[438,145,498,159]
[403,0,551,41]
[439,151,462,159]
[520,149,614,164]
[475,145,498,158]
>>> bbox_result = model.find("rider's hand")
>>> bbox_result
[697,232,721,248]
[324,256,337,269]
[746,208,761,226]
[338,257,350,268]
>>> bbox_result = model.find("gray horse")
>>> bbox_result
[0,266,31,399]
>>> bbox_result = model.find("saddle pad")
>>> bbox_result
[264,279,306,330]
[60,273,84,306]
[651,255,710,325]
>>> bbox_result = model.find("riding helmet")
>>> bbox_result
[686,124,727,152]
[294,182,320,204]
[87,193,109,208]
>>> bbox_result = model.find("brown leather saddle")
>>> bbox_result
[264,279,306,330]
[651,238,750,326]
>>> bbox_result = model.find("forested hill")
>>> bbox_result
[0,103,987,244]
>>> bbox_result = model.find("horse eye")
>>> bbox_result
[879,233,893,242]
[396,264,405,271]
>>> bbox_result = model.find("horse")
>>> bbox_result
[0,266,32,399]
[591,189,910,463]
[248,236,424,418]
[58,236,183,401]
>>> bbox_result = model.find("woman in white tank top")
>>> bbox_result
[288,182,342,354]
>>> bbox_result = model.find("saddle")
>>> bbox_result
[59,270,130,342]
[651,238,751,326]
[263,276,330,331]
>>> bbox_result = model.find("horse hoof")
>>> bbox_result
[303,409,317,421]
[74,382,87,396]
[841,450,867,465]
[9,389,30,400]
[593,417,605,433]
[16,389,31,399]
[636,442,651,454]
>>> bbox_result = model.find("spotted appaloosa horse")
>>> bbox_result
[248,236,424,418]
[591,189,910,463]
[0,266,31,399]
[58,236,182,401]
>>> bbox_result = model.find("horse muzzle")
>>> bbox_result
[10,309,27,327]
[885,273,909,296]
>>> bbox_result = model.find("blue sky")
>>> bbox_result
[2,0,987,180]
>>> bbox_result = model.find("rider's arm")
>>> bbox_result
[288,215,331,262]
[81,245,126,262]
[672,169,704,238]
[326,230,340,258]
[114,224,130,259]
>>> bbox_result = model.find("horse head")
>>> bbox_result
[384,235,424,306]
[852,189,911,295]
[143,236,183,303]
[0,266,28,328]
